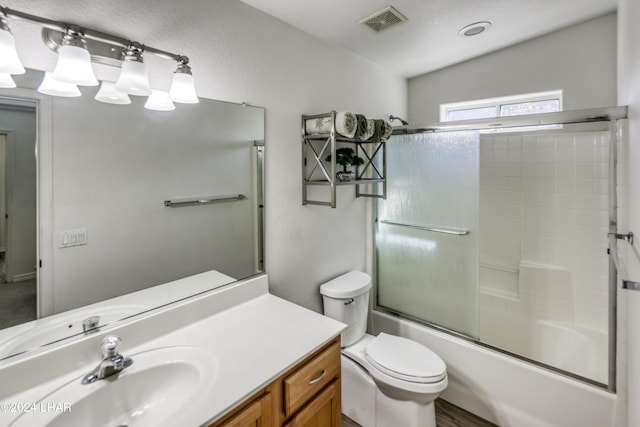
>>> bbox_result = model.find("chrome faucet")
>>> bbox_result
[81,335,133,384]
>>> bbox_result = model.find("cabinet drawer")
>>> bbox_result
[283,340,340,416]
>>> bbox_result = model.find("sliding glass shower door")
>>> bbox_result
[375,111,621,387]
[376,132,480,338]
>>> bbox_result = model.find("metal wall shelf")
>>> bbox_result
[302,111,386,208]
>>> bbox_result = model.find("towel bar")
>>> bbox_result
[609,233,640,291]
[164,194,246,208]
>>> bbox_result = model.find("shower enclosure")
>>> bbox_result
[375,107,627,389]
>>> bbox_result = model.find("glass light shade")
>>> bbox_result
[0,29,25,74]
[0,73,16,88]
[169,72,198,104]
[115,60,151,96]
[144,90,175,111]
[94,81,131,105]
[37,72,81,97]
[51,45,98,86]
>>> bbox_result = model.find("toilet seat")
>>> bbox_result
[364,333,446,384]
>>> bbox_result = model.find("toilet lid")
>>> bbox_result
[364,333,446,383]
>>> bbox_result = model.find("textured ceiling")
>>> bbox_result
[239,0,617,78]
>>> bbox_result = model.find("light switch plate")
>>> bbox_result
[60,229,88,248]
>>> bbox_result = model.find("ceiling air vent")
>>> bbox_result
[359,6,408,33]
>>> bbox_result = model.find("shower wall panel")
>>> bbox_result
[478,129,610,384]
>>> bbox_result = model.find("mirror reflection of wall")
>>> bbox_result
[0,69,264,345]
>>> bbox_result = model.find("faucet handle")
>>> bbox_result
[101,335,121,357]
[82,316,100,333]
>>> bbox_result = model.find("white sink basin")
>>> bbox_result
[0,305,149,359]
[9,346,218,427]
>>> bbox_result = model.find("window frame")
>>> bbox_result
[439,90,563,122]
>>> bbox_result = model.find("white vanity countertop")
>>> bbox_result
[146,293,346,426]
[0,276,345,427]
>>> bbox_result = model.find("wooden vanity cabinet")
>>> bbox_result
[209,337,341,427]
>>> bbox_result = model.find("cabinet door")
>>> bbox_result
[283,382,339,427]
[216,393,272,427]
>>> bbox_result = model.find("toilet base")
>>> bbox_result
[341,355,437,427]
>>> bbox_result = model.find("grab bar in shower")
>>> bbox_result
[379,220,469,236]
[164,194,247,208]
[609,233,640,291]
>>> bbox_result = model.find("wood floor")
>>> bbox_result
[342,398,498,427]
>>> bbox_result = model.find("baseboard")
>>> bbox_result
[11,272,36,282]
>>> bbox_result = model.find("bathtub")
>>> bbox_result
[531,320,607,384]
[371,310,619,427]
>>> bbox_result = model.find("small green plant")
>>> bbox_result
[325,147,364,173]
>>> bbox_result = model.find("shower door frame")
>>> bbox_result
[372,106,628,392]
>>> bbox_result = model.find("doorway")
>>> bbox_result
[0,100,37,329]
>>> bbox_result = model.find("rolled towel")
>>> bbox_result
[368,119,393,143]
[355,117,375,141]
[353,114,368,140]
[380,120,393,142]
[369,119,385,143]
[305,111,357,138]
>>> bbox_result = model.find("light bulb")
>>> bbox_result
[115,44,151,96]
[0,20,24,75]
[0,73,16,88]
[37,72,81,97]
[51,43,98,86]
[94,81,131,105]
[144,90,175,111]
[169,62,198,104]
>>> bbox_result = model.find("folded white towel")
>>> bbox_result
[305,112,357,138]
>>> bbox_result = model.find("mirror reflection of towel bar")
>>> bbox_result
[164,194,246,208]
[609,233,640,291]
[380,220,469,236]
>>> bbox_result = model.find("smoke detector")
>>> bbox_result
[359,6,408,33]
[458,21,492,37]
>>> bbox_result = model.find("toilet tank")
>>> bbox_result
[320,271,371,347]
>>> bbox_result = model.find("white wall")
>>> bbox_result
[408,13,617,124]
[617,0,640,425]
[4,0,407,313]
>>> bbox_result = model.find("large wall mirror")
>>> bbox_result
[0,69,265,362]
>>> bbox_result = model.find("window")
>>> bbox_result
[440,90,563,122]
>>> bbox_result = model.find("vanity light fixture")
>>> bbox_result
[144,89,175,111]
[0,11,24,74]
[0,72,16,88]
[51,28,98,86]
[0,5,198,111]
[169,58,199,104]
[37,71,81,97]
[94,81,131,104]
[115,42,151,96]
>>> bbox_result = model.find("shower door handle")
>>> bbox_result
[380,219,469,236]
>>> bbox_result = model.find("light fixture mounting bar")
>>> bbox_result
[0,5,187,64]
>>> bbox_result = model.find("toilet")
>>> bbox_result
[320,271,447,427]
